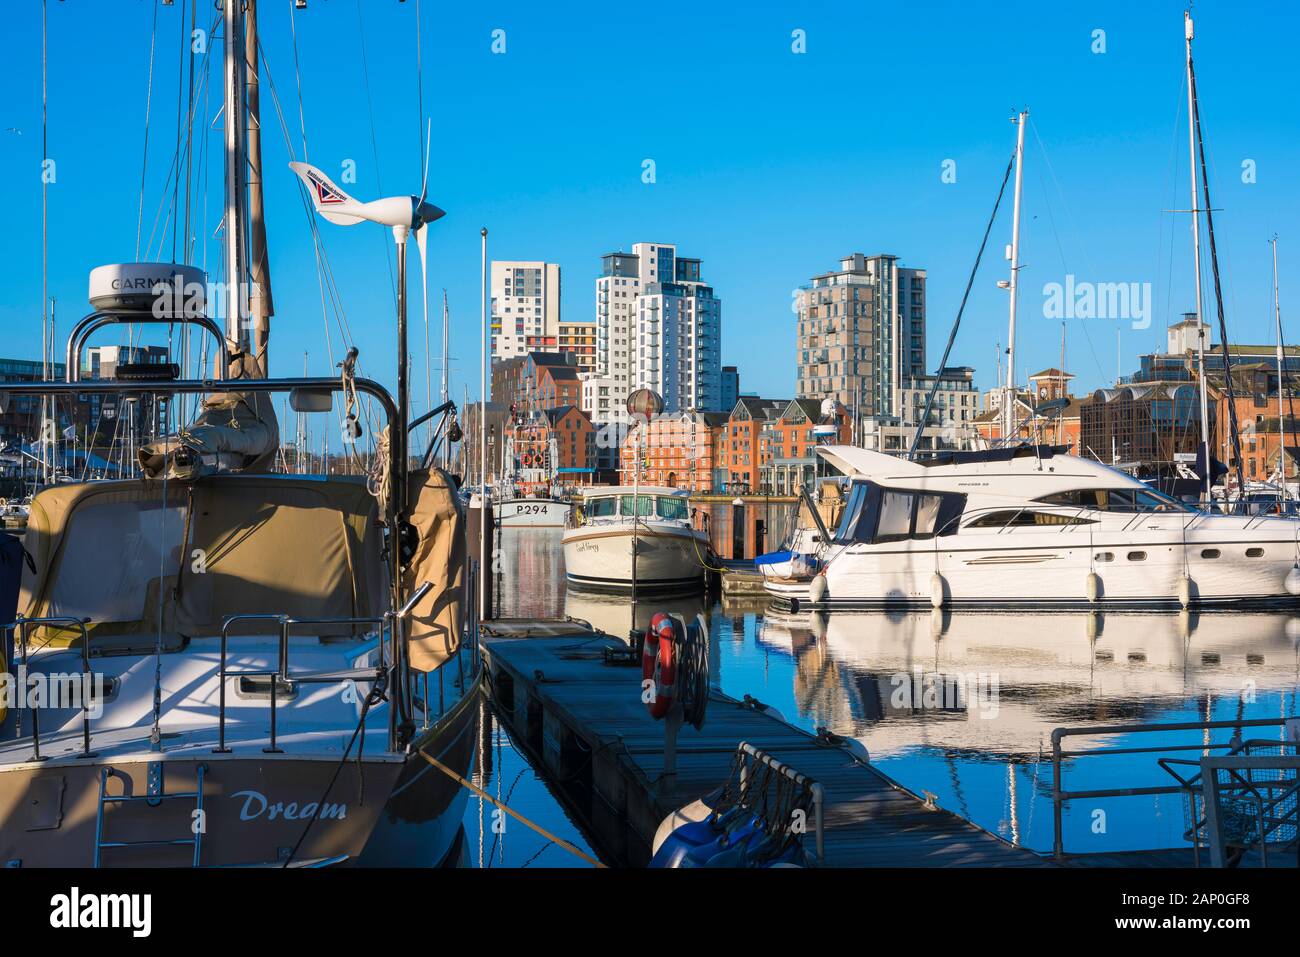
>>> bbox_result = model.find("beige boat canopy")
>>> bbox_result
[19,465,466,672]
[20,475,387,646]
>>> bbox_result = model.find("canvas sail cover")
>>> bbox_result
[138,353,279,480]
[403,468,465,672]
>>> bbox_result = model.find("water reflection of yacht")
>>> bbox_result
[563,588,706,640]
[768,445,1300,609]
[762,608,1300,759]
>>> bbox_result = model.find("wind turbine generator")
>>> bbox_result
[290,153,444,490]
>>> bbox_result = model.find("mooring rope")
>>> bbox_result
[416,749,606,867]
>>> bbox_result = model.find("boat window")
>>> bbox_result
[836,482,965,544]
[656,497,689,521]
[1095,551,1115,562]
[619,494,654,517]
[914,494,943,538]
[587,497,618,518]
[966,510,1096,528]
[875,490,913,543]
[1246,547,1265,558]
[835,482,870,542]
[1201,548,1220,559]
[1035,487,1195,513]
[47,499,186,624]
[1127,551,1147,561]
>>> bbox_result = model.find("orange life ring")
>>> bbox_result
[642,613,677,719]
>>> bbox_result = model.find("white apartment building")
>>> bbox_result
[490,261,562,361]
[594,242,722,423]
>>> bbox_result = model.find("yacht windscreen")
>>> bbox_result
[835,482,966,544]
[619,495,654,517]
[587,496,618,518]
[656,497,689,521]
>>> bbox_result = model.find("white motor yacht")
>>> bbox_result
[766,444,1300,610]
[562,487,710,591]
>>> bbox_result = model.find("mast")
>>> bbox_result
[479,229,489,622]
[1185,11,1212,503]
[1058,321,1066,445]
[1272,237,1287,499]
[1189,12,1245,500]
[246,0,273,377]
[1003,110,1027,445]
[222,0,250,362]
[441,289,450,403]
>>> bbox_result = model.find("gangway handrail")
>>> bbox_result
[737,741,825,865]
[1200,750,1300,868]
[1049,716,1290,859]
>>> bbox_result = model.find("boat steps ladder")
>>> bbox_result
[93,762,207,868]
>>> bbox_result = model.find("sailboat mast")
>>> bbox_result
[222,0,250,362]
[1003,110,1027,445]
[1273,236,1287,499]
[1185,11,1211,503]
[246,0,273,377]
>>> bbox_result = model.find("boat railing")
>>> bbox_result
[737,742,825,865]
[3,615,95,761]
[214,577,478,755]
[216,613,394,755]
[1049,716,1293,862]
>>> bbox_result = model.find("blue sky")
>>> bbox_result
[2,0,1298,417]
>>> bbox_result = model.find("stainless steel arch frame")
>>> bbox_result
[65,311,232,383]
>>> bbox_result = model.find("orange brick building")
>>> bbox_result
[618,410,729,490]
[722,397,785,493]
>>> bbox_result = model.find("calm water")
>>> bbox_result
[467,527,1300,861]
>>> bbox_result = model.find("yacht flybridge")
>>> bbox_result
[764,444,1300,610]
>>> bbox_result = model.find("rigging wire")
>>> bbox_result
[1027,117,1107,384]
[1189,58,1245,494]
[136,0,161,261]
[261,26,381,471]
[171,0,186,263]
[908,153,1015,458]
[354,0,398,311]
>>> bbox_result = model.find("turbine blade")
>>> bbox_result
[419,118,432,204]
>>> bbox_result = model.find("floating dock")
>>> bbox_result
[480,619,1050,867]
[717,559,767,598]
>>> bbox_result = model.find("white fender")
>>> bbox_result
[1285,563,1300,596]
[840,736,870,765]
[1177,575,1193,609]
[929,571,946,609]
[1086,572,1102,603]
[809,574,828,605]
[651,798,713,856]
